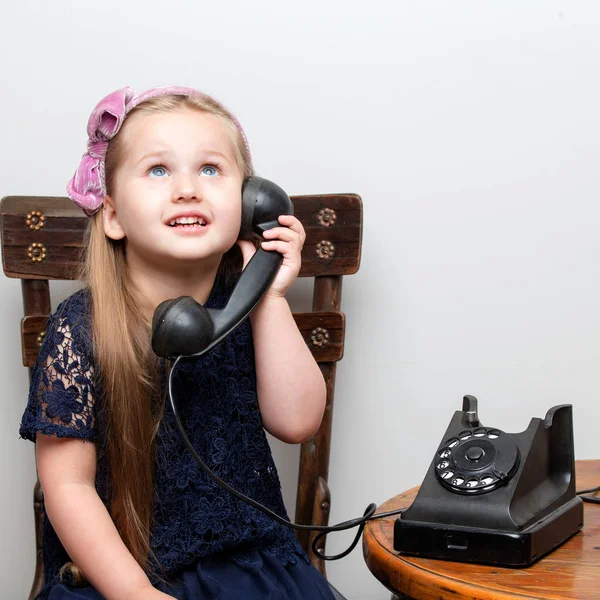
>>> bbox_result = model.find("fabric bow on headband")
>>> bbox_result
[66,86,250,216]
[67,87,134,216]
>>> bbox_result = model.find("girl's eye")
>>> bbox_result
[200,165,219,177]
[149,166,167,178]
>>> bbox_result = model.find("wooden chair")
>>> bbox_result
[1,193,362,600]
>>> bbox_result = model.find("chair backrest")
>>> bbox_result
[1,193,362,597]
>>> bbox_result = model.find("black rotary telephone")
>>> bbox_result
[394,396,585,566]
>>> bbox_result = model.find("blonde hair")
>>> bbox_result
[64,94,254,583]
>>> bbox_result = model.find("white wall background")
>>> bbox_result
[1,1,599,598]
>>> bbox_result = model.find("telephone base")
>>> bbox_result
[394,495,583,567]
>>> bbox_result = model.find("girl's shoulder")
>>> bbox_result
[46,287,94,356]
[53,286,91,318]
[20,287,97,442]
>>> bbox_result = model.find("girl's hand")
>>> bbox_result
[237,214,305,298]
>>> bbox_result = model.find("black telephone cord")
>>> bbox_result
[168,356,405,561]
[577,484,600,504]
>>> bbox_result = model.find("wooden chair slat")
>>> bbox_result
[21,312,345,368]
[1,194,362,279]
[293,312,345,362]
[21,316,49,368]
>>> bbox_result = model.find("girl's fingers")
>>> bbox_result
[261,240,298,256]
[276,215,306,242]
[277,214,299,226]
[262,227,300,244]
[263,226,305,247]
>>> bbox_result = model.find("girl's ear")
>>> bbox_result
[102,195,126,240]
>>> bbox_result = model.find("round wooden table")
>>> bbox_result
[363,459,600,600]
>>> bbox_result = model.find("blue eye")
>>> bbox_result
[200,165,219,177]
[149,166,167,177]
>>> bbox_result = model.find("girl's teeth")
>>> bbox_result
[169,217,206,226]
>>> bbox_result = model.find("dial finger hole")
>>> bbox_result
[439,448,452,458]
[466,478,479,488]
[487,429,500,439]
[441,471,454,480]
[458,430,473,440]
[451,477,464,486]
[446,437,459,448]
[474,427,487,437]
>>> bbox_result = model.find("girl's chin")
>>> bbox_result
[162,249,229,266]
[164,253,222,264]
[131,236,238,267]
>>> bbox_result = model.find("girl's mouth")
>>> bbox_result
[168,217,207,228]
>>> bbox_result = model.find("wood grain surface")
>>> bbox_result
[363,460,600,599]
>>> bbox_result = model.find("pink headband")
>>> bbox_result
[66,86,251,216]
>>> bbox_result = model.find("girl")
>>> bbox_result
[19,86,335,600]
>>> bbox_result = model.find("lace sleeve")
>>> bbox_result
[19,301,97,442]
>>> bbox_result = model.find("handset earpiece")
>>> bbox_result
[152,176,293,359]
[239,176,293,240]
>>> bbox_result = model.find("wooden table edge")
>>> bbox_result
[363,537,545,600]
[363,459,599,600]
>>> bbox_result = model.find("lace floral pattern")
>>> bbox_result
[21,292,96,442]
[20,285,307,599]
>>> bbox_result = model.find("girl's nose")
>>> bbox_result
[173,172,201,202]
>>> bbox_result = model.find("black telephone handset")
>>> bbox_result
[151,176,293,360]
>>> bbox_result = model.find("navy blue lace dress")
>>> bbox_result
[20,283,334,600]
